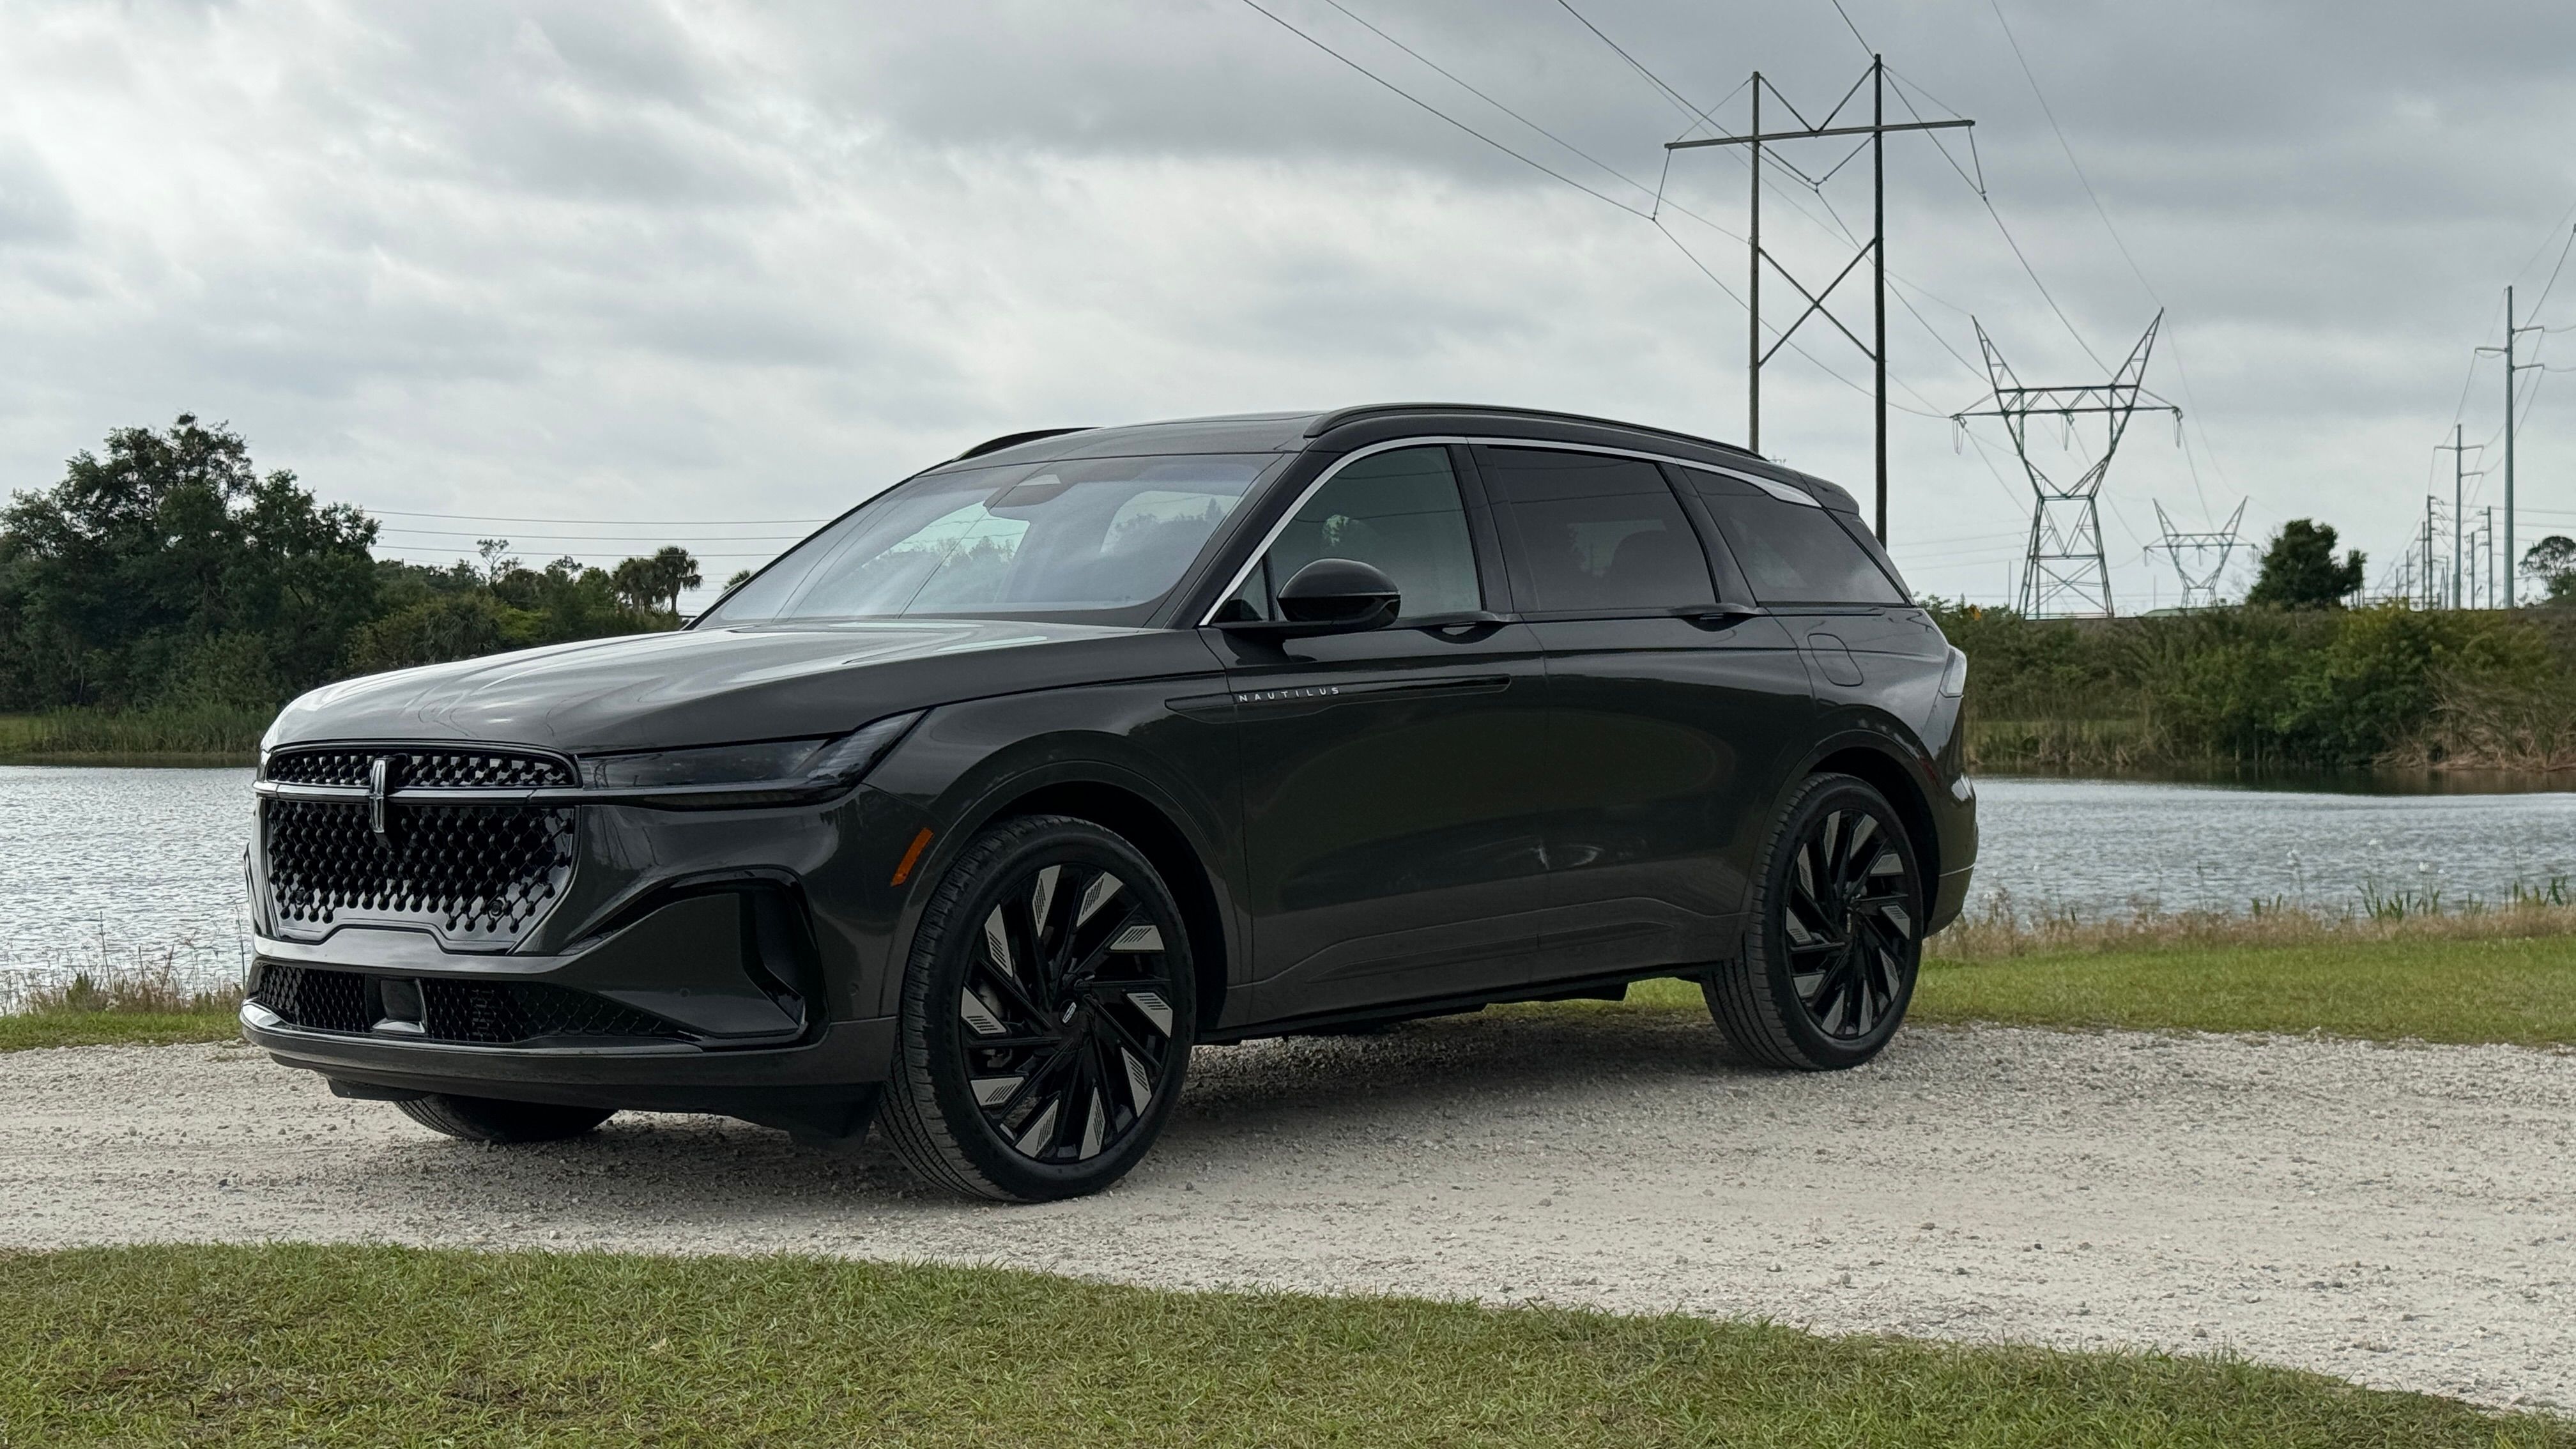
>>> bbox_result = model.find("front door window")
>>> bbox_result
[1222,447,1482,622]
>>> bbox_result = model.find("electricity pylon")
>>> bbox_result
[1952,312,2180,618]
[2145,500,2245,611]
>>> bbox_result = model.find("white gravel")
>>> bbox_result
[4,1016,2571,1411]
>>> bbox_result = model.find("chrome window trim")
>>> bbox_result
[1195,434,1806,625]
[1659,457,1826,508]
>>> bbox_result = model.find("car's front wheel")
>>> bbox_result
[1705,772,1924,1071]
[880,815,1195,1201]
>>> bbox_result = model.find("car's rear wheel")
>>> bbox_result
[396,1093,616,1143]
[1705,772,1923,1071]
[880,815,1195,1202]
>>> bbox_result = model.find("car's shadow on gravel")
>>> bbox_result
[1170,1006,1753,1128]
[345,1007,1805,1214]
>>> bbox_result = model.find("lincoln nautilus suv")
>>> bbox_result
[240,403,1976,1201]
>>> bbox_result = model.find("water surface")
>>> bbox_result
[2,766,2570,995]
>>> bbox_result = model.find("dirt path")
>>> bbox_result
[4,1015,2570,1410]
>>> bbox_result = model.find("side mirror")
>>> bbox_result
[1216,558,1400,640]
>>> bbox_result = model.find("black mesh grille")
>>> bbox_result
[263,799,576,944]
[251,964,682,1045]
[250,962,373,1034]
[267,747,575,790]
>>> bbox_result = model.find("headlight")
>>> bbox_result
[1938,647,1968,698]
[581,712,921,801]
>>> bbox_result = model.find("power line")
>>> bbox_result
[1234,0,1652,217]
[1314,0,1661,206]
[1980,0,2246,513]
[373,521,809,539]
[361,507,827,526]
[1550,0,1723,135]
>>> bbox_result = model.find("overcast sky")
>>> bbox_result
[4,0,2575,610]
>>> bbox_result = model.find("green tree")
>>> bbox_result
[0,415,378,709]
[2244,519,2366,609]
[2522,534,2576,605]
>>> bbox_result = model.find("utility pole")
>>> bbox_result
[2435,425,2480,608]
[2423,496,2436,609]
[2478,505,2496,608]
[1666,57,1971,542]
[2476,285,2544,606]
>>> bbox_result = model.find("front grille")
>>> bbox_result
[268,747,575,790]
[260,746,578,947]
[251,964,683,1045]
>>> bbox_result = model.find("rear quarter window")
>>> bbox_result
[1677,466,1908,606]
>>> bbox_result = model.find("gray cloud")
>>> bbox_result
[1,0,2571,606]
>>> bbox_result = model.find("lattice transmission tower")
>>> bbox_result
[1953,312,2180,617]
[2145,500,2245,611]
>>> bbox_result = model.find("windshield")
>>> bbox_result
[700,453,1275,627]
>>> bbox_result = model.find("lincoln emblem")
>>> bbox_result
[367,756,390,844]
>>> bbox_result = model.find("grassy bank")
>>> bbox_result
[1935,600,2576,774]
[0,969,241,1052]
[1577,931,2576,1048]
[13,911,2576,1052]
[2,1244,2561,1447]
[0,704,268,765]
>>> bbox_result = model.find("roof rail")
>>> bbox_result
[950,427,1094,463]
[1302,402,1758,459]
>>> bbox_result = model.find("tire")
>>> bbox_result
[396,1093,616,1143]
[880,815,1195,1202]
[1705,772,1925,1071]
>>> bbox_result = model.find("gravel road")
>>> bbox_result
[4,1014,2570,1411]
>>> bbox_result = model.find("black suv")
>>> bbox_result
[243,404,1975,1201]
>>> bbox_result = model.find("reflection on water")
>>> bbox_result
[1,765,2570,995]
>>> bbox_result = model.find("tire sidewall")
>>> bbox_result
[1750,775,1923,1069]
[905,818,1195,1200]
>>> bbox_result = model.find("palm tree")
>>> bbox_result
[649,546,702,614]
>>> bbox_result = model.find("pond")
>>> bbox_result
[3,765,2572,997]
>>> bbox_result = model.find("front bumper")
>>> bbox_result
[242,1002,896,1116]
[239,891,905,1113]
[240,779,933,1116]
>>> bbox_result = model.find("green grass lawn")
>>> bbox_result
[0,1010,240,1052]
[10,933,2576,1054]
[1,1244,2561,1448]
[1584,931,2576,1048]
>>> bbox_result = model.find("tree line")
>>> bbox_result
[0,416,712,714]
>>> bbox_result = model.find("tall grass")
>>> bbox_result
[1929,880,2576,960]
[0,703,270,762]
[2384,671,2576,772]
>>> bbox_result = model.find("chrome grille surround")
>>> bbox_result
[257,745,579,948]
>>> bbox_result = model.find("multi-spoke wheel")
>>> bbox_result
[881,814,1194,1200]
[1704,773,1923,1071]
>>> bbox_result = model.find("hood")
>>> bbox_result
[267,618,1220,756]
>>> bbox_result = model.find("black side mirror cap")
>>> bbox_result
[1215,558,1402,640]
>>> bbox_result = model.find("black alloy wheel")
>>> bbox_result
[1705,773,1923,1071]
[882,815,1194,1201]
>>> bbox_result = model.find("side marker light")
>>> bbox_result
[891,827,935,886]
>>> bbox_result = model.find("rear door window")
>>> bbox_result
[1676,466,1907,606]
[1473,447,1715,615]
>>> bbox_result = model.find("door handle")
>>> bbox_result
[1681,603,1768,627]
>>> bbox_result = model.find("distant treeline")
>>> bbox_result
[1933,600,2576,775]
[0,417,712,747]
